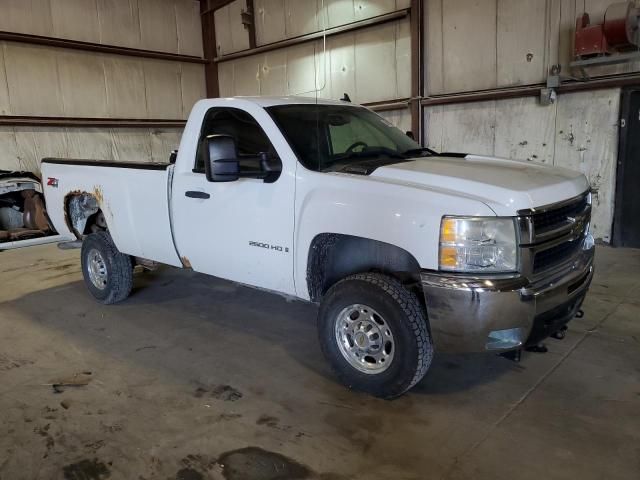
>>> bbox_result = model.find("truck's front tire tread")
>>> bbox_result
[318,273,433,399]
[81,232,133,304]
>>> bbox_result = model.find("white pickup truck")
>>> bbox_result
[40,96,595,398]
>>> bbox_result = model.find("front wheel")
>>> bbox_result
[318,273,433,399]
[81,232,133,304]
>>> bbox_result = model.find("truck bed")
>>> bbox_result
[41,158,182,267]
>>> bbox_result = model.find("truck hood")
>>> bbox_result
[369,155,590,215]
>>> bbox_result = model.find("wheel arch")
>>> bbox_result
[306,233,423,303]
[64,192,108,239]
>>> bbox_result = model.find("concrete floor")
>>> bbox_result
[0,244,638,480]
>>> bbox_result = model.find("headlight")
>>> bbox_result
[439,217,518,273]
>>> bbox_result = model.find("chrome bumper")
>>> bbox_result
[421,242,595,353]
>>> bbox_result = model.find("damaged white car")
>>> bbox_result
[0,170,62,250]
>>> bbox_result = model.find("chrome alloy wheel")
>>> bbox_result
[334,304,395,374]
[87,248,108,290]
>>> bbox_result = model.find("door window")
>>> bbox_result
[194,108,276,173]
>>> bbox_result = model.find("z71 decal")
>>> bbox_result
[249,241,289,253]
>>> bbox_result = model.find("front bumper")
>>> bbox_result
[420,242,595,353]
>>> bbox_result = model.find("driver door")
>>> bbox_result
[171,107,296,295]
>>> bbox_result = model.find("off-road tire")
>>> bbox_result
[318,273,433,399]
[81,232,133,304]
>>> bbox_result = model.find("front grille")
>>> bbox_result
[532,194,589,234]
[533,239,582,273]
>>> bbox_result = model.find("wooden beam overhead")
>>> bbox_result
[0,31,206,64]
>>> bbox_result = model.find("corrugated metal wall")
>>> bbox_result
[214,0,413,130]
[0,0,206,173]
[423,0,639,241]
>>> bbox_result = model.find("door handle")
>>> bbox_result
[185,191,210,199]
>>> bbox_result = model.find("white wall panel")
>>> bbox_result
[138,0,179,53]
[0,0,53,37]
[255,0,287,46]
[103,56,147,118]
[180,63,207,116]
[110,128,153,162]
[0,127,184,173]
[3,43,63,116]
[260,50,288,96]
[378,108,411,133]
[395,19,411,99]
[328,34,356,100]
[57,51,108,117]
[554,89,619,241]
[494,98,556,164]
[175,0,203,56]
[441,0,497,93]
[218,18,409,102]
[326,0,356,28]
[0,47,10,115]
[0,127,21,171]
[496,0,546,86]
[97,0,141,48]
[254,0,409,46]
[65,129,113,160]
[355,22,398,102]
[354,0,396,20]
[151,129,183,162]
[215,2,251,56]
[424,0,444,94]
[285,0,319,38]
[51,0,100,43]
[144,61,182,119]
[423,89,621,240]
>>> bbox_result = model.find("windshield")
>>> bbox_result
[266,104,429,172]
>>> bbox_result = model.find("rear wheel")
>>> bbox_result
[81,232,133,304]
[318,273,432,399]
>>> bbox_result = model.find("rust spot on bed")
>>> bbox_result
[181,256,192,269]
[92,186,104,205]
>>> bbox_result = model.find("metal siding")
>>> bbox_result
[0,0,54,37]
[50,0,101,43]
[378,108,411,132]
[180,63,207,117]
[3,43,63,116]
[260,50,288,96]
[554,89,619,241]
[255,0,287,46]
[442,0,497,93]
[175,0,203,57]
[0,46,10,115]
[138,0,179,53]
[103,56,148,118]
[494,97,557,164]
[285,0,319,38]
[328,33,356,101]
[355,22,398,102]
[143,60,183,119]
[496,0,546,87]
[57,50,108,117]
[97,0,142,49]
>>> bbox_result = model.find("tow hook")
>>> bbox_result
[575,309,585,319]
[500,349,522,362]
[551,325,568,340]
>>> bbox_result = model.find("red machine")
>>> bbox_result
[574,1,640,59]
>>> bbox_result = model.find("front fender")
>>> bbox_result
[293,170,495,300]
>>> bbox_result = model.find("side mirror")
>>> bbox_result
[204,134,240,182]
[405,131,415,140]
[169,150,178,164]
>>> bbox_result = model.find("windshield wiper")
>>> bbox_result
[403,147,438,157]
